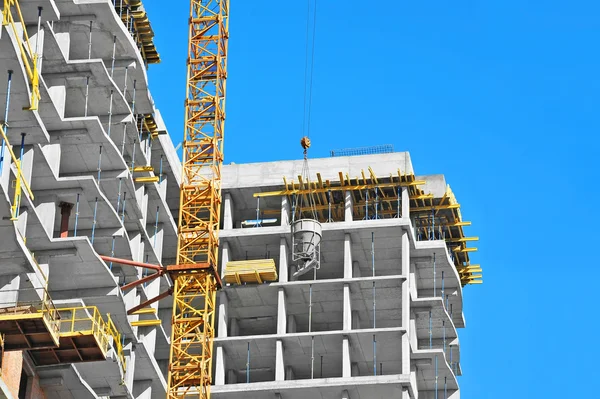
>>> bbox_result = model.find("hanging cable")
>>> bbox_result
[301,0,318,139]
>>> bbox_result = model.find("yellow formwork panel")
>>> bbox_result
[224,259,278,285]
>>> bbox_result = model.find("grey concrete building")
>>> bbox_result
[211,152,481,399]
[0,1,179,399]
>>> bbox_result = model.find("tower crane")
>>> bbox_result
[167,1,228,398]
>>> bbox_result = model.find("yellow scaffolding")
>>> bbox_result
[255,169,483,285]
[1,0,41,110]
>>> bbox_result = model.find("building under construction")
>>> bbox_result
[0,1,482,399]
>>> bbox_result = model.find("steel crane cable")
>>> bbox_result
[301,0,318,139]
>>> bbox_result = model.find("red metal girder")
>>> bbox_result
[100,256,163,271]
[127,289,173,315]
[120,271,163,291]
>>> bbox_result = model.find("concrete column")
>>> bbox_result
[279,237,289,283]
[214,345,226,385]
[401,387,410,399]
[218,292,228,337]
[343,233,353,278]
[223,192,233,230]
[277,288,287,334]
[281,196,290,226]
[344,191,353,221]
[342,336,351,378]
[124,342,136,392]
[401,230,410,375]
[220,241,230,279]
[149,224,164,261]
[342,390,350,399]
[401,187,409,219]
[343,284,351,330]
[275,340,285,381]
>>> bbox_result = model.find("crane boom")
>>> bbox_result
[167,1,229,398]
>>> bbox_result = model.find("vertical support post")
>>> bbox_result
[246,342,250,383]
[35,8,42,70]
[88,21,93,59]
[431,208,435,240]
[111,35,116,77]
[429,309,432,349]
[131,140,136,170]
[116,178,122,214]
[107,90,114,136]
[109,236,116,270]
[255,197,260,227]
[365,190,369,219]
[311,336,315,379]
[121,191,127,224]
[1,70,13,170]
[444,376,447,399]
[159,155,163,183]
[74,193,80,236]
[121,123,127,154]
[397,187,401,218]
[131,80,137,114]
[443,320,446,354]
[327,190,331,222]
[59,202,74,238]
[435,355,439,399]
[433,252,436,297]
[97,145,102,181]
[84,76,90,117]
[374,189,379,219]
[91,197,98,243]
[123,66,128,98]
[401,229,410,375]
[441,270,445,304]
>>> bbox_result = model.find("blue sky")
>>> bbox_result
[145,1,598,397]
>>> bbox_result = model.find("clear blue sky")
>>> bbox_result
[145,1,598,397]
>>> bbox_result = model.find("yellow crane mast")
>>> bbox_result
[167,1,229,398]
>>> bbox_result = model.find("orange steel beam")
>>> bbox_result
[127,289,173,315]
[167,1,228,398]
[120,271,164,291]
[99,255,163,271]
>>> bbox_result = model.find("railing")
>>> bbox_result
[1,0,41,110]
[106,313,127,374]
[57,306,110,354]
[56,306,126,375]
[0,287,61,346]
